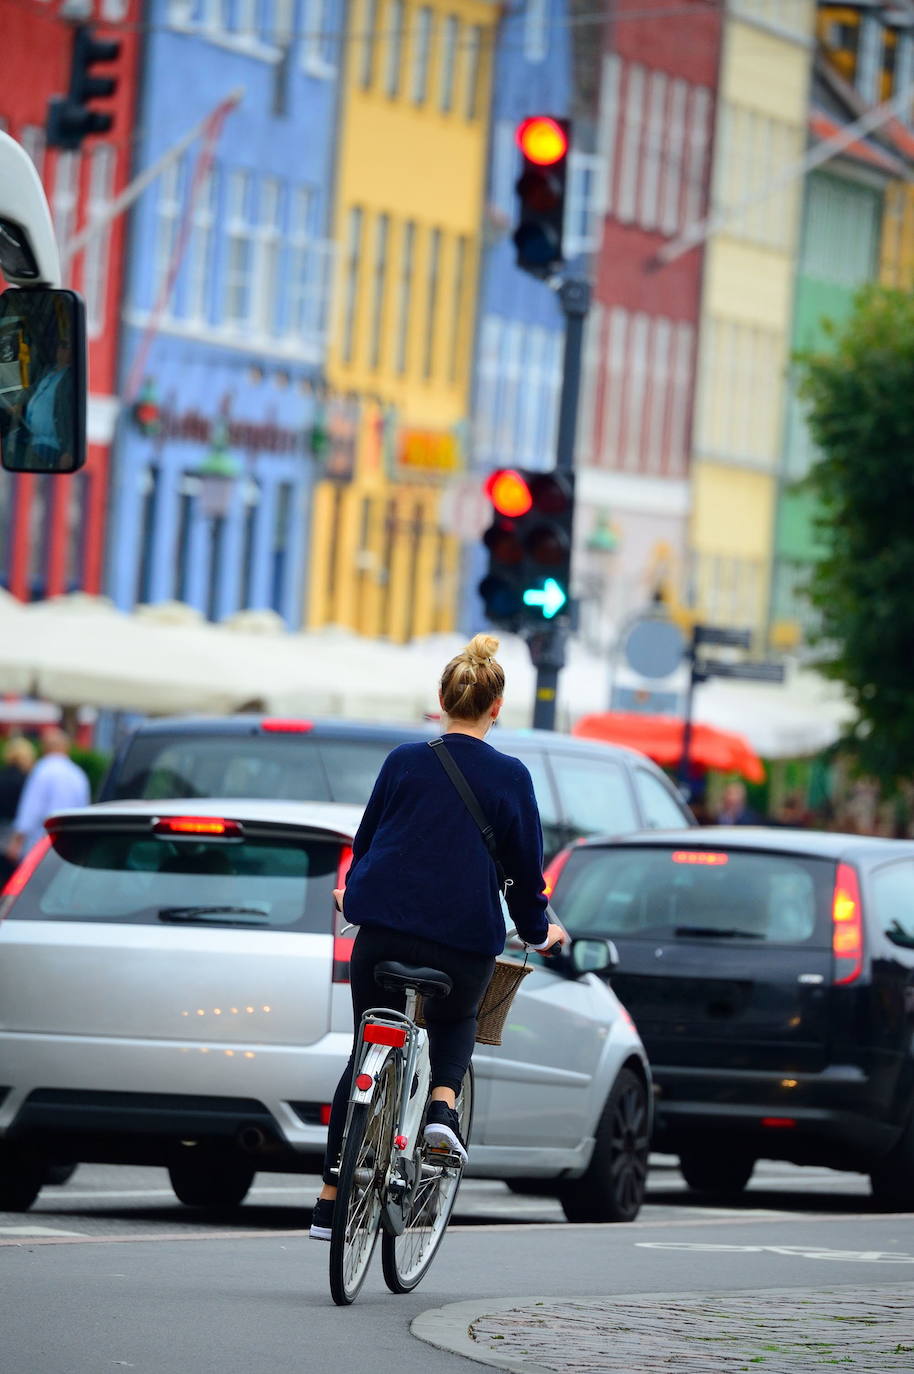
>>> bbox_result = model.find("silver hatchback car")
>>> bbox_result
[0,798,651,1222]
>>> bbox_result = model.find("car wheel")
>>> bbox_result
[678,1146,755,1198]
[168,1149,255,1209]
[44,1163,78,1186]
[558,1067,650,1224]
[870,1114,914,1210]
[0,1144,45,1211]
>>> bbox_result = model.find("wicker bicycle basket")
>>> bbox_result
[416,956,532,1047]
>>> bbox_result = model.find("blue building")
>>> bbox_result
[463,0,575,626]
[109,0,342,625]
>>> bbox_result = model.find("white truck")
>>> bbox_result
[0,129,86,474]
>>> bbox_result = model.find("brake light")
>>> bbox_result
[672,851,729,866]
[832,861,863,985]
[333,844,355,984]
[0,835,51,917]
[153,816,243,837]
[259,719,314,733]
[543,845,575,899]
[761,1117,796,1129]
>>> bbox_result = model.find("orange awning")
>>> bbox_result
[573,712,765,784]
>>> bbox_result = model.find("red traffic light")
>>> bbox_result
[485,468,533,518]
[516,117,568,167]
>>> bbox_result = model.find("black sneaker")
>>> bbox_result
[423,1102,467,1163]
[309,1196,335,1241]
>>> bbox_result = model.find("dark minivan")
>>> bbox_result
[99,715,694,862]
[546,827,914,1207]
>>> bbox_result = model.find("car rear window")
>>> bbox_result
[554,845,834,946]
[108,735,399,806]
[5,829,340,933]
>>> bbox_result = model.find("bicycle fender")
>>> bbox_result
[350,1043,394,1105]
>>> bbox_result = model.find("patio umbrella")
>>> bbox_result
[573,711,765,783]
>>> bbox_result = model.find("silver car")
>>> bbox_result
[0,798,651,1223]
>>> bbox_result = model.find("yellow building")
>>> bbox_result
[308,0,495,641]
[688,0,815,638]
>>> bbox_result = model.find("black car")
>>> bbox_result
[98,714,693,862]
[546,827,914,1207]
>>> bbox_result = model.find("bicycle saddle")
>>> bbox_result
[374,961,453,1000]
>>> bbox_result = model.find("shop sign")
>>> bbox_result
[398,428,463,477]
[132,385,307,457]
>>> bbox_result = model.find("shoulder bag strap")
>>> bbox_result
[428,738,507,889]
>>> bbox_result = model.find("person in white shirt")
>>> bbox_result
[5,727,90,862]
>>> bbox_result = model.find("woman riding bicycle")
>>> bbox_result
[310,633,566,1239]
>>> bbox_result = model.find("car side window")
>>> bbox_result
[501,747,563,861]
[870,861,914,951]
[634,767,689,830]
[552,755,638,840]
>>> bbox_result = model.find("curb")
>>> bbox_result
[411,1296,562,1374]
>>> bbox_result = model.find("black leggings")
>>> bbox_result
[322,925,495,1185]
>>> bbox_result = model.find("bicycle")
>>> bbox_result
[328,958,472,1306]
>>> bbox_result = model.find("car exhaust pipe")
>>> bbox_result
[238,1125,267,1153]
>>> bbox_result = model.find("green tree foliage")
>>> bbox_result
[798,285,914,787]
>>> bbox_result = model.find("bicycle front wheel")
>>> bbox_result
[381,1064,473,1294]
[329,1053,398,1306]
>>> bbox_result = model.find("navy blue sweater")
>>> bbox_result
[343,734,550,957]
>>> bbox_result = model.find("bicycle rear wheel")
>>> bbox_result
[381,1064,473,1294]
[329,1054,397,1306]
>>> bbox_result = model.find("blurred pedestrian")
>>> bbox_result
[5,727,90,865]
[0,736,36,885]
[774,792,812,828]
[715,779,759,826]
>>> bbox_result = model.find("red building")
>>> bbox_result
[0,0,139,599]
[576,0,723,642]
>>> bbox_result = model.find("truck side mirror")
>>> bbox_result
[0,287,87,473]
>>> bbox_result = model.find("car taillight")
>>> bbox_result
[259,719,314,733]
[0,836,51,919]
[832,861,864,985]
[543,844,575,899]
[333,843,355,984]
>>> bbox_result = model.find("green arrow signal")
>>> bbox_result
[523,578,567,620]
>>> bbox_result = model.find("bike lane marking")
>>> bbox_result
[637,1241,914,1263]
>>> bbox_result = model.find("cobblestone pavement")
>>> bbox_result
[415,1286,914,1373]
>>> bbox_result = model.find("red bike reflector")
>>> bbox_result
[761,1117,796,1129]
[485,468,533,518]
[832,861,863,985]
[394,1135,408,1151]
[319,1104,332,1126]
[0,835,51,904]
[259,719,314,733]
[355,1074,374,1092]
[153,816,243,838]
[363,1024,408,1048]
[671,850,729,866]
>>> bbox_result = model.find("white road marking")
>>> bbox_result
[0,1225,85,1236]
[637,1241,914,1263]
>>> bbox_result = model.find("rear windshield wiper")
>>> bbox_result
[674,925,765,940]
[157,905,271,925]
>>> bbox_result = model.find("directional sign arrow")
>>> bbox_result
[523,578,567,620]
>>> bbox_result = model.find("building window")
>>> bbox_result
[395,219,415,375]
[303,0,336,75]
[84,143,116,338]
[439,15,459,113]
[385,0,404,97]
[360,0,378,88]
[51,152,80,272]
[464,24,482,119]
[411,6,433,103]
[341,206,363,364]
[153,158,183,310]
[225,169,255,326]
[524,0,547,62]
[254,177,282,337]
[273,0,294,45]
[186,165,217,324]
[233,0,259,39]
[857,15,883,105]
[288,186,320,340]
[369,212,390,369]
[423,227,441,379]
[448,234,467,383]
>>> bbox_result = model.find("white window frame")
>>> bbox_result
[639,71,666,230]
[394,219,415,375]
[84,143,117,339]
[287,185,318,342]
[659,78,687,235]
[368,212,390,369]
[152,158,182,311]
[617,63,644,224]
[490,120,517,218]
[523,0,547,63]
[411,6,434,104]
[565,151,604,257]
[303,0,337,77]
[341,206,363,364]
[253,177,283,338]
[225,169,255,328]
[186,165,218,325]
[439,15,459,114]
[385,0,404,97]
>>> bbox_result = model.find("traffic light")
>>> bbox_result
[478,468,574,630]
[512,116,570,279]
[47,25,121,152]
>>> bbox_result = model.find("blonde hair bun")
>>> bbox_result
[463,633,499,665]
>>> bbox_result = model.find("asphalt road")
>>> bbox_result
[2,1163,913,1374]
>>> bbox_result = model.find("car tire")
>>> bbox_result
[678,1146,755,1198]
[558,1067,650,1224]
[0,1145,45,1212]
[870,1114,914,1211]
[44,1163,78,1186]
[168,1150,255,1209]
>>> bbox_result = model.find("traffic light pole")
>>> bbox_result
[530,276,591,731]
